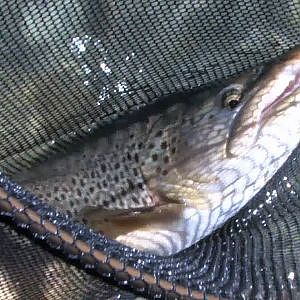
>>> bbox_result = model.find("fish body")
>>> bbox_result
[15,48,300,256]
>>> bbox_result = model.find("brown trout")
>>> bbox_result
[14,48,300,256]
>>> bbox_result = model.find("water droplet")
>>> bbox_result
[100,62,112,74]
[82,64,91,74]
[288,271,295,280]
[70,36,88,54]
[116,81,128,95]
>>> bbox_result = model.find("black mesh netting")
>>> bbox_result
[0,220,140,300]
[1,0,299,174]
[0,0,300,299]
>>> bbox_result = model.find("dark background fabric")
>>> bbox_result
[0,0,299,299]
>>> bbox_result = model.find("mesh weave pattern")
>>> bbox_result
[1,0,299,174]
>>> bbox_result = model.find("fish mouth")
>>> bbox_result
[259,67,300,126]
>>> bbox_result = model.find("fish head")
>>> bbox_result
[145,49,300,234]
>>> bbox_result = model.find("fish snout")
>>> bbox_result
[226,49,300,158]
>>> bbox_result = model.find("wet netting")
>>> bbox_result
[0,0,299,299]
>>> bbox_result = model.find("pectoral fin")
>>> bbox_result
[81,204,204,256]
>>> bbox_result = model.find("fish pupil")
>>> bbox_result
[229,99,239,109]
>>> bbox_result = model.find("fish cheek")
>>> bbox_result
[149,170,222,212]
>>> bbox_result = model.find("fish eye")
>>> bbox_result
[220,85,243,110]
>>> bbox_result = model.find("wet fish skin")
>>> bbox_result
[15,49,300,256]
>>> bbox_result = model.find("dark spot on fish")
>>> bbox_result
[171,137,177,143]
[132,196,139,204]
[134,153,139,163]
[138,142,143,149]
[127,153,132,160]
[54,186,59,192]
[111,195,116,203]
[54,197,60,202]
[121,189,126,196]
[106,174,112,181]
[97,182,102,189]
[114,175,119,183]
[61,194,66,200]
[89,187,94,193]
[101,164,107,173]
[103,200,109,207]
[115,143,119,149]
[209,114,214,119]
[162,170,168,176]
[148,143,155,149]
[131,143,136,148]
[171,147,176,154]
[164,156,169,163]
[130,134,134,139]
[155,130,163,137]
[152,154,158,161]
[127,179,135,190]
[137,182,144,190]
[124,165,129,172]
[91,171,96,178]
[102,180,108,188]
[156,167,161,173]
[115,162,120,169]
[77,189,82,197]
[71,178,76,185]
[120,171,124,178]
[80,179,85,187]
[70,200,74,208]
[46,192,51,198]
[133,168,138,176]
[161,141,167,149]
[84,197,89,204]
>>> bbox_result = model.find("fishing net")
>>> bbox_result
[0,0,299,299]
